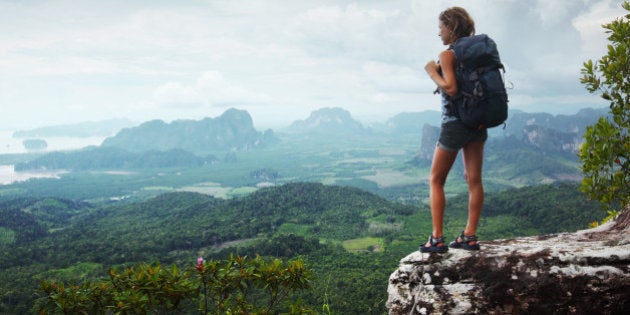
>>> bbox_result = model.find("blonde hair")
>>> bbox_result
[439,7,475,39]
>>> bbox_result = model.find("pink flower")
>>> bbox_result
[196,257,204,272]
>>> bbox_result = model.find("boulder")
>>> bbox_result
[386,207,630,314]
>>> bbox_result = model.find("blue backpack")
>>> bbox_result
[448,34,508,129]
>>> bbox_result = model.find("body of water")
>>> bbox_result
[0,131,105,155]
[0,130,106,185]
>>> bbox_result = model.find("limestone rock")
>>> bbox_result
[387,208,630,314]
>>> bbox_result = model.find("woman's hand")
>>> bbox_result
[425,60,440,76]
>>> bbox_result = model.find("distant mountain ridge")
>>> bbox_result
[409,107,608,183]
[13,118,137,138]
[383,107,608,138]
[11,107,609,185]
[283,107,366,135]
[497,107,607,156]
[101,108,277,153]
[411,107,607,155]
[501,108,607,137]
[383,111,442,136]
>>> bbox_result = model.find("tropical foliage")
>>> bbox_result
[0,182,603,314]
[36,256,312,314]
[579,0,630,212]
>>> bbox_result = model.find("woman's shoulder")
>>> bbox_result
[438,49,456,61]
[441,45,455,54]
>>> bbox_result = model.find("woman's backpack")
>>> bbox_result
[448,34,508,129]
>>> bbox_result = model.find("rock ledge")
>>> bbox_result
[386,208,630,314]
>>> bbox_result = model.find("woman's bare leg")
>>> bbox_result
[460,140,485,243]
[426,144,458,246]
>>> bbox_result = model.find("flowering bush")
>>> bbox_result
[36,255,313,314]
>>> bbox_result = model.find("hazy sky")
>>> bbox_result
[0,0,626,130]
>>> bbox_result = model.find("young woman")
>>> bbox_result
[420,7,485,253]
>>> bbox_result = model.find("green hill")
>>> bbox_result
[0,182,604,314]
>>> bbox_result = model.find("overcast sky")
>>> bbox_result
[0,0,626,130]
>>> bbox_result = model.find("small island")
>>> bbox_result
[22,139,48,151]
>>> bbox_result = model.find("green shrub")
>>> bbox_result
[35,255,313,314]
[579,1,630,213]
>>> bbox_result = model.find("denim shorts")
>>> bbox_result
[438,119,488,152]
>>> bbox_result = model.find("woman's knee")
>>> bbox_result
[464,172,482,186]
[430,172,448,187]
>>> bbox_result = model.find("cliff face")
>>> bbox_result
[386,207,630,314]
[522,124,581,155]
[417,124,440,161]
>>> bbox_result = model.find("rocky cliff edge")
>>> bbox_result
[387,206,630,314]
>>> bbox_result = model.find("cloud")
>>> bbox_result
[153,82,199,106]
[287,2,423,65]
[573,0,624,56]
[196,71,273,106]
[153,70,272,110]
[0,0,626,130]
[361,61,426,94]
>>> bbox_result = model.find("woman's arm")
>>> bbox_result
[425,49,457,96]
